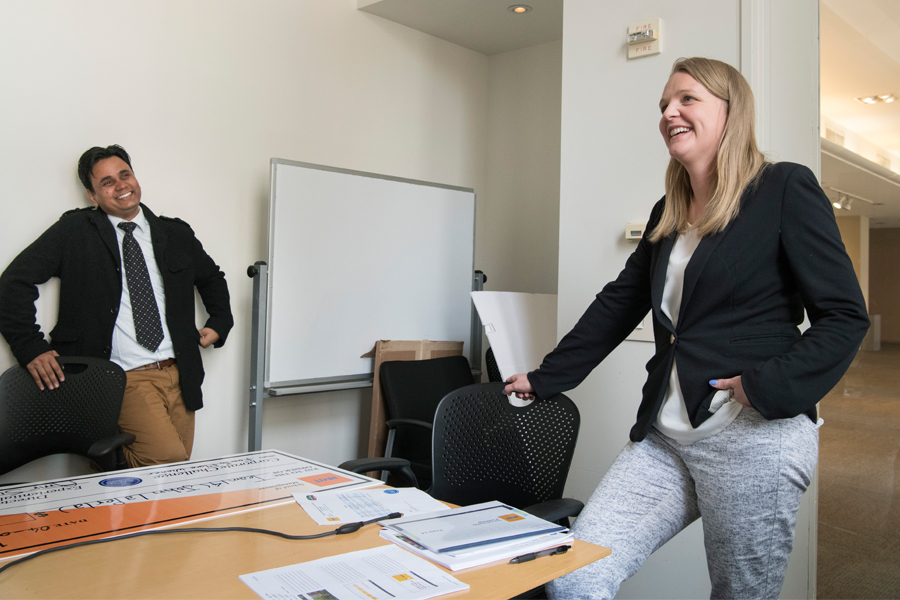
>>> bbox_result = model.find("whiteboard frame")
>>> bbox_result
[263,158,477,390]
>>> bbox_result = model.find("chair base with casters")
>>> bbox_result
[0,356,135,477]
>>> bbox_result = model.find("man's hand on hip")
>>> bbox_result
[198,328,220,348]
[27,350,65,390]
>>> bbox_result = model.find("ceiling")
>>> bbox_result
[359,0,900,227]
[357,0,563,56]
[821,0,900,227]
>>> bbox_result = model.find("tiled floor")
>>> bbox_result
[817,342,900,599]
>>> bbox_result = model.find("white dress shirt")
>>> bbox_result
[654,226,742,444]
[107,207,176,370]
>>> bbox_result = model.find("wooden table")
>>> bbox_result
[0,499,610,599]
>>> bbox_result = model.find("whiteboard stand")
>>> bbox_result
[247,159,480,451]
[246,265,486,452]
[248,261,267,452]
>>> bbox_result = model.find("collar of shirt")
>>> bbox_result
[107,205,148,235]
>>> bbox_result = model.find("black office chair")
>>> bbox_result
[378,355,475,490]
[484,346,503,382]
[0,356,135,475]
[342,382,583,524]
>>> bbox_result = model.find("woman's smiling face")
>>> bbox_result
[659,71,729,173]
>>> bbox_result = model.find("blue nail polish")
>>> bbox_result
[709,380,718,385]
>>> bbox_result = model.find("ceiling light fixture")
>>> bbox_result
[508,5,532,14]
[856,93,897,104]
[823,185,884,211]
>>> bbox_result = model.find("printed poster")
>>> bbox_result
[0,450,378,560]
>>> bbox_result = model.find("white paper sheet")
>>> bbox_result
[380,528,574,571]
[470,291,558,383]
[380,500,565,553]
[240,545,469,600]
[294,487,447,526]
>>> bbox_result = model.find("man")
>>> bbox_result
[0,145,233,468]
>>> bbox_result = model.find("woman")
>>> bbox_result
[503,57,869,599]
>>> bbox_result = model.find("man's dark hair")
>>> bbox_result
[77,145,133,192]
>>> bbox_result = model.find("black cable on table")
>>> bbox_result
[0,512,402,576]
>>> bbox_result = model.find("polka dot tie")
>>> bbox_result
[118,222,164,352]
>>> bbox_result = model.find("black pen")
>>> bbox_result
[509,545,571,564]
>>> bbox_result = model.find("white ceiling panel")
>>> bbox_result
[357,0,563,56]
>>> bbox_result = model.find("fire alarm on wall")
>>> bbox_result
[627,18,661,59]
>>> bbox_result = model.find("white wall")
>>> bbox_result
[482,40,563,295]
[0,0,490,476]
[559,0,819,597]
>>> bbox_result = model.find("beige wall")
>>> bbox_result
[836,215,870,308]
[482,40,562,295]
[870,228,900,342]
[0,1,567,481]
[0,0,491,473]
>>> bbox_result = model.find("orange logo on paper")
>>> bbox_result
[392,574,413,582]
[299,473,354,487]
[498,513,525,522]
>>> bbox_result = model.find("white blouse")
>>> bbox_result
[653,226,742,444]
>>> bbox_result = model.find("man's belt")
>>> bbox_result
[129,358,177,372]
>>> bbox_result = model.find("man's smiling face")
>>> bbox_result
[87,156,142,220]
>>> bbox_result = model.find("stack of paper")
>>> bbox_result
[241,545,468,600]
[379,500,574,571]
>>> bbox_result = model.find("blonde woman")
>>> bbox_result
[504,57,869,598]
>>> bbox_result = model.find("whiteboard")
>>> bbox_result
[266,159,476,387]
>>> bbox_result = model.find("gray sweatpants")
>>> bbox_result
[547,408,819,600]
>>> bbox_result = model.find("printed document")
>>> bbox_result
[240,544,468,600]
[381,528,575,571]
[380,500,565,553]
[294,487,447,526]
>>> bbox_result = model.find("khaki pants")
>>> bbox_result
[118,364,194,468]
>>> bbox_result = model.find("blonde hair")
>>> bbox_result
[648,57,768,243]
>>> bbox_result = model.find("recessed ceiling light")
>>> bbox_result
[856,93,897,104]
[508,5,532,14]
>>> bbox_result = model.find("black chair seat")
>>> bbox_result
[0,356,134,476]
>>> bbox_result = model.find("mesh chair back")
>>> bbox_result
[379,355,474,488]
[0,356,127,474]
[431,382,580,508]
[484,347,503,382]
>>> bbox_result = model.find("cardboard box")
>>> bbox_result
[363,340,465,459]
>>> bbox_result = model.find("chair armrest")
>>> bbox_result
[87,433,137,460]
[338,457,419,488]
[385,418,433,431]
[522,498,584,523]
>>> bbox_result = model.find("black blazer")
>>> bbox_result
[529,162,869,442]
[0,203,233,411]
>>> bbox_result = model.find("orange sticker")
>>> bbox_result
[298,473,353,487]
[498,513,525,522]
